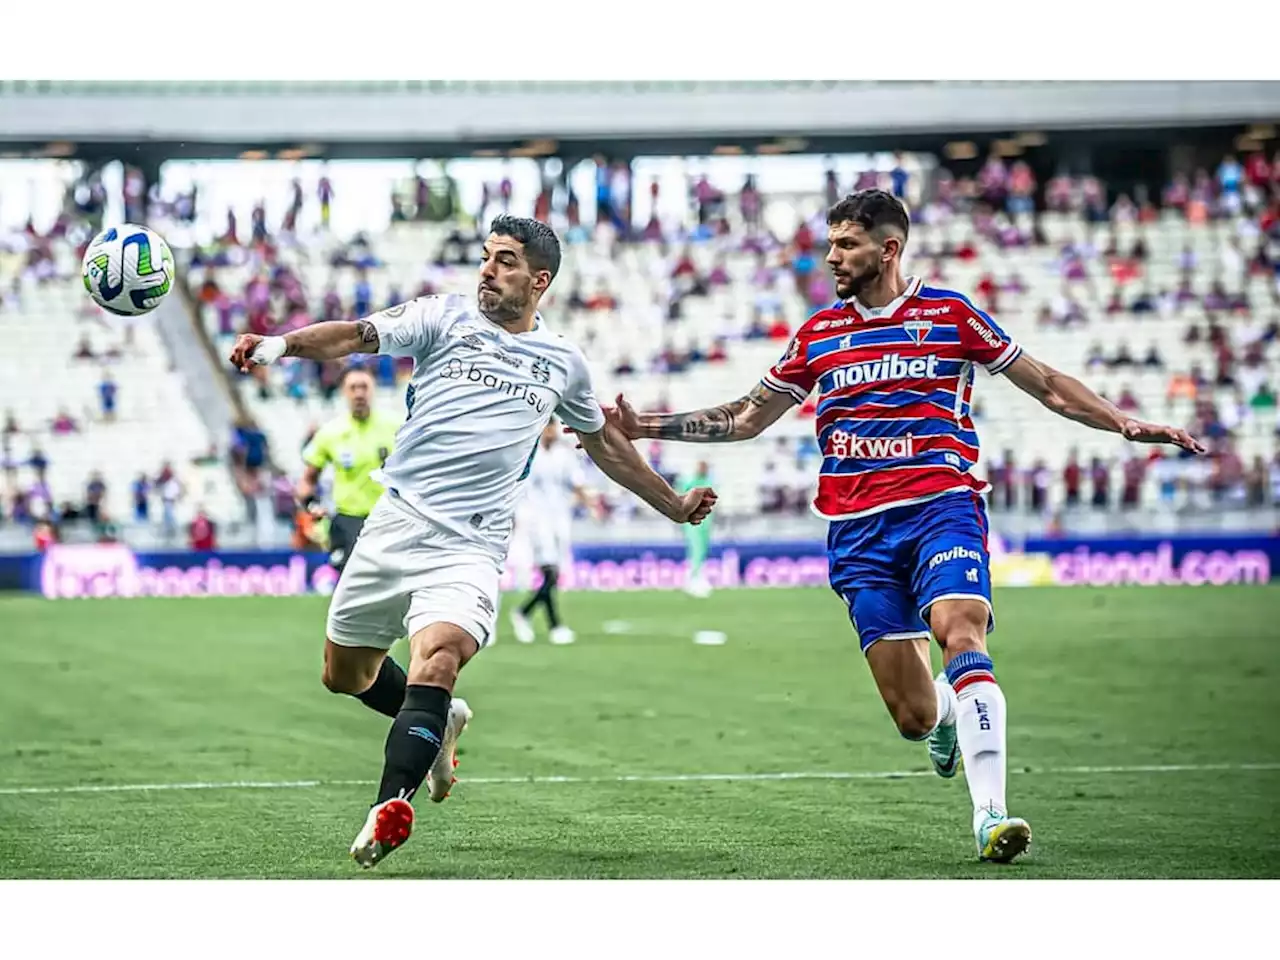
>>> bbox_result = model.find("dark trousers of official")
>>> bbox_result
[329,513,367,572]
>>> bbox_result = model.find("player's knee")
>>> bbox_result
[928,602,989,654]
[407,628,474,691]
[321,639,378,695]
[411,648,462,690]
[891,702,937,741]
[321,661,369,695]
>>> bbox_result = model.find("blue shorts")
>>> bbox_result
[827,492,995,653]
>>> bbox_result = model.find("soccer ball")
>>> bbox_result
[81,224,176,316]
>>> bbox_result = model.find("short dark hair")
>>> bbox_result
[826,189,910,243]
[488,215,562,283]
[339,363,375,386]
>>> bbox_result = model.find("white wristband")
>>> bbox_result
[251,335,287,366]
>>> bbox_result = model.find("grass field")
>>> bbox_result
[1,585,1278,879]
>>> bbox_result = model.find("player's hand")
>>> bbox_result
[229,333,285,372]
[1121,418,1207,454]
[670,486,717,525]
[565,393,645,448]
[602,393,644,441]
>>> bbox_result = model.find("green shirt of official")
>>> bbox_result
[302,410,399,518]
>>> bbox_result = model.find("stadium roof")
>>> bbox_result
[0,81,1276,158]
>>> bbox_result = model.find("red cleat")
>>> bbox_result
[350,798,414,869]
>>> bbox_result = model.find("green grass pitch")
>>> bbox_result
[1,586,1278,879]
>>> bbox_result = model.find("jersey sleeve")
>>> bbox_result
[301,425,331,470]
[556,348,607,434]
[368,295,451,358]
[761,329,815,403]
[957,303,1022,374]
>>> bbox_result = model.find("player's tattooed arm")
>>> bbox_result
[229,320,380,370]
[282,320,381,358]
[630,382,796,443]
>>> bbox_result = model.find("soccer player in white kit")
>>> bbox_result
[229,217,716,869]
[510,417,599,646]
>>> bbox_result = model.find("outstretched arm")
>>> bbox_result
[609,382,797,443]
[229,320,380,371]
[575,421,717,524]
[1003,353,1206,453]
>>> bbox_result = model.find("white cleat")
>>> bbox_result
[510,610,536,644]
[549,625,576,645]
[426,697,472,803]
[684,576,712,599]
[976,808,1033,863]
[350,797,414,869]
[928,672,960,779]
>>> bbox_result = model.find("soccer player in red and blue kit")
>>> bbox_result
[597,190,1206,862]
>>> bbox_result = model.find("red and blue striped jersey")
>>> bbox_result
[762,277,1022,519]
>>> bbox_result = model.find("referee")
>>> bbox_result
[298,366,399,571]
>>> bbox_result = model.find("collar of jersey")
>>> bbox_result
[835,276,922,320]
[481,312,544,336]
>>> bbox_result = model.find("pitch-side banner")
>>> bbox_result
[5,534,1275,599]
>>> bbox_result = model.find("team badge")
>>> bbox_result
[530,357,551,384]
[903,320,934,345]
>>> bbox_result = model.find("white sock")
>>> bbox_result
[955,680,1008,824]
[935,679,958,728]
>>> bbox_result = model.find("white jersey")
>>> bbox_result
[370,294,605,558]
[524,441,585,521]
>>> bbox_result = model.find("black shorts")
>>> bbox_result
[328,512,367,571]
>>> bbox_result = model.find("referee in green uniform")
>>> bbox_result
[299,366,400,571]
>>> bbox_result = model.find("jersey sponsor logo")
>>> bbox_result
[827,353,940,390]
[903,305,950,318]
[440,359,551,413]
[927,545,984,569]
[493,347,524,368]
[458,333,484,351]
[903,320,933,345]
[828,430,915,459]
[813,316,856,332]
[404,383,416,418]
[966,315,1004,350]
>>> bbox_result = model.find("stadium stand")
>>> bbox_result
[2,149,1277,548]
[185,159,1280,523]
[0,232,240,539]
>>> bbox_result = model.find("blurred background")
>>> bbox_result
[1,80,1278,594]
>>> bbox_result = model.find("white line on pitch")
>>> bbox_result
[1,761,1277,797]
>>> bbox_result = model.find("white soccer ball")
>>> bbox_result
[81,224,176,316]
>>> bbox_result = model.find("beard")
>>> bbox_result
[478,285,529,324]
[835,260,882,301]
